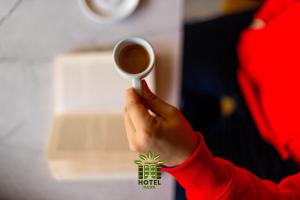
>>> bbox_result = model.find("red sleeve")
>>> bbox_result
[162,133,300,200]
[237,70,289,160]
[255,0,297,22]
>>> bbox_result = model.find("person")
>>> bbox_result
[123,0,300,199]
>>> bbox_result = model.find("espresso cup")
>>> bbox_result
[113,37,155,96]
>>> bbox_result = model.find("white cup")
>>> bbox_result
[113,37,155,96]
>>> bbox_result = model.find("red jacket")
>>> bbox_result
[163,0,300,199]
[163,134,300,199]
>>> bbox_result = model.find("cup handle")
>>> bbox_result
[132,78,142,96]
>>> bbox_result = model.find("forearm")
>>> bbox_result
[162,133,232,199]
[162,133,300,200]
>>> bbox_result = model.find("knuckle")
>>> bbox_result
[136,131,153,149]
[168,106,179,115]
[145,114,155,127]
[141,131,156,147]
[123,107,128,116]
[140,131,152,142]
[150,116,161,131]
[129,143,146,154]
[129,143,138,152]
[128,140,140,152]
[146,91,157,101]
[126,88,135,97]
[126,100,142,111]
[128,130,156,154]
[128,134,150,153]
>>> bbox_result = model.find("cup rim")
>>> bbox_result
[113,37,155,79]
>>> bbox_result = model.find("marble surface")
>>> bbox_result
[0,0,183,199]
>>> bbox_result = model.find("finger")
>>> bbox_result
[124,107,137,150]
[125,88,155,130]
[141,80,176,118]
[124,107,136,137]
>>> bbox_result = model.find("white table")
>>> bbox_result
[0,0,183,200]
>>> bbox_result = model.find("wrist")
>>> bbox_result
[163,132,200,167]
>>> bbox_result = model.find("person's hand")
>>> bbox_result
[124,80,198,166]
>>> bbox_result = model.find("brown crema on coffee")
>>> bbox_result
[118,44,150,74]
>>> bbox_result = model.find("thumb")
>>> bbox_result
[125,88,156,130]
[142,80,176,118]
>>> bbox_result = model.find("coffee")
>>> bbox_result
[118,44,150,74]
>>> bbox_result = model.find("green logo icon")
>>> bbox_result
[134,151,164,189]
